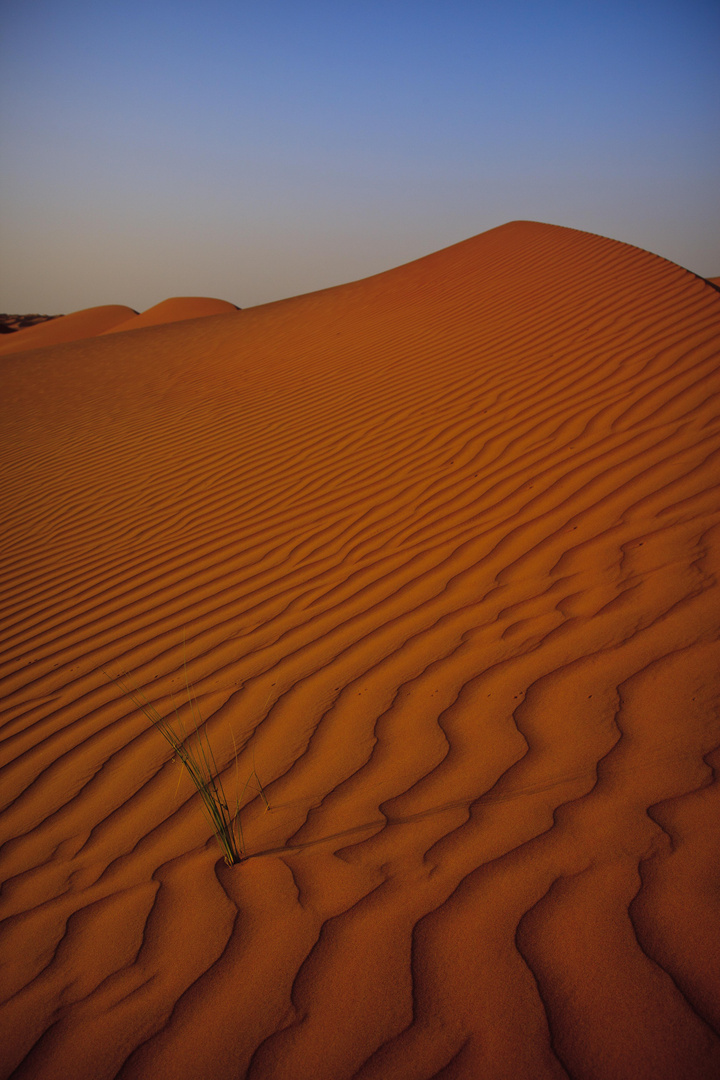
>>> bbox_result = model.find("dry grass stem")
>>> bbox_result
[104,668,268,864]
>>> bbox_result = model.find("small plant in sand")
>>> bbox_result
[105,668,268,865]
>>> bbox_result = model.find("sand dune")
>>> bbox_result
[0,220,719,1079]
[99,296,240,335]
[0,305,138,355]
[0,298,240,355]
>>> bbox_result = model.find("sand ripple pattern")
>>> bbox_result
[1,222,719,1079]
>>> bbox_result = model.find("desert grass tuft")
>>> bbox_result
[104,667,268,865]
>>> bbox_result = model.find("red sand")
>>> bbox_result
[100,296,239,334]
[0,305,138,355]
[0,221,719,1080]
[0,298,239,355]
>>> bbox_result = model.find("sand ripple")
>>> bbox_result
[1,221,719,1079]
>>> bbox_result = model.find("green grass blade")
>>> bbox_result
[104,667,248,865]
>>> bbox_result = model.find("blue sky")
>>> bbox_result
[1,0,718,313]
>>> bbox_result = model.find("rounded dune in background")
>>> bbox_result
[0,304,138,355]
[100,296,240,334]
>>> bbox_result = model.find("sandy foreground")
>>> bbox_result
[1,221,719,1080]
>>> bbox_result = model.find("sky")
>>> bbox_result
[1,0,719,314]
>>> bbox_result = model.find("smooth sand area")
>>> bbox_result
[0,298,241,356]
[99,297,240,334]
[0,305,138,355]
[1,221,719,1079]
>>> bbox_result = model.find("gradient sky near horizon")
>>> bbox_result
[1,0,719,314]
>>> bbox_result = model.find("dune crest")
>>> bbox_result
[0,304,137,355]
[100,296,239,335]
[0,298,240,355]
[0,221,719,1079]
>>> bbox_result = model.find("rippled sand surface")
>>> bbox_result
[1,221,719,1079]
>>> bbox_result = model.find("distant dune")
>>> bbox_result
[99,296,240,334]
[0,297,240,355]
[1,221,718,1080]
[0,304,138,354]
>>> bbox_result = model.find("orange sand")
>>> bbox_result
[0,298,241,357]
[0,221,719,1080]
[0,305,138,355]
[99,296,239,334]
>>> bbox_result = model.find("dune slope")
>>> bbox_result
[0,305,138,355]
[100,296,239,335]
[0,221,719,1080]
